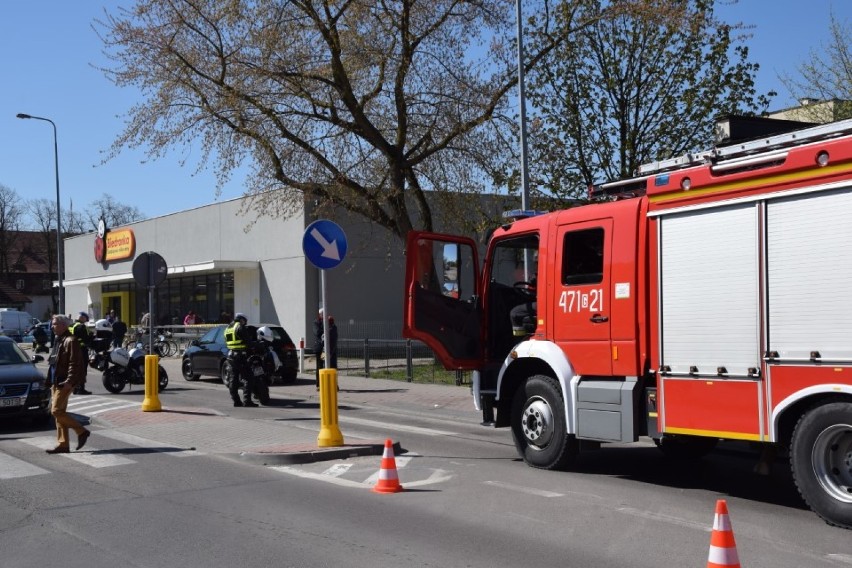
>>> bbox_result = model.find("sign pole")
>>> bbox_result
[132,251,168,413]
[321,269,329,371]
[303,219,347,448]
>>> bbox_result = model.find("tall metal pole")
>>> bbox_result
[16,113,64,316]
[516,0,530,211]
[516,1,535,281]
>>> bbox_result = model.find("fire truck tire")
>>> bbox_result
[654,435,718,460]
[790,401,852,529]
[510,374,578,470]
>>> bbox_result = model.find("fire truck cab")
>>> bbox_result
[403,117,852,529]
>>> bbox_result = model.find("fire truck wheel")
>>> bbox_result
[510,374,578,470]
[790,401,852,530]
[654,435,718,460]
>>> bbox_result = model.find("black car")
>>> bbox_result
[181,324,298,385]
[0,336,51,425]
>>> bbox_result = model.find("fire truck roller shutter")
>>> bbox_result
[659,203,760,377]
[766,187,852,361]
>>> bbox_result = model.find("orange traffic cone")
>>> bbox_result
[372,439,404,494]
[707,499,741,568]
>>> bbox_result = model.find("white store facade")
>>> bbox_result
[62,196,407,344]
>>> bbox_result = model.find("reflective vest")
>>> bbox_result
[70,322,90,350]
[224,322,247,350]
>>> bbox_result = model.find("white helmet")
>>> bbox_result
[257,326,275,343]
[95,318,113,332]
[109,347,130,367]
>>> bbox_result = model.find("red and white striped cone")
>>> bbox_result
[372,439,404,494]
[707,499,741,568]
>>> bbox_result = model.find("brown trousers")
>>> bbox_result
[51,385,86,448]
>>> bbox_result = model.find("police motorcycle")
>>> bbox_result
[221,326,277,405]
[89,319,169,394]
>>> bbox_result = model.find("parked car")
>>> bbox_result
[181,324,298,385]
[0,309,38,341]
[0,336,51,425]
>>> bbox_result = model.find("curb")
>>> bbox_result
[236,440,403,466]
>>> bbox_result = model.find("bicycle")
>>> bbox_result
[123,328,179,357]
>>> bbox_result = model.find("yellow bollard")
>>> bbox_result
[317,368,344,447]
[141,354,162,412]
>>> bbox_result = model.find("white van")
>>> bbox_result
[0,309,37,340]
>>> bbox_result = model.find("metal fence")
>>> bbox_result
[331,338,471,385]
[127,322,472,386]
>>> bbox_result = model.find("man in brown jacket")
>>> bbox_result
[45,314,91,454]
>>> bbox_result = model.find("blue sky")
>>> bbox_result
[1,1,850,224]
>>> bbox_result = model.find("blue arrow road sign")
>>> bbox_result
[303,219,348,270]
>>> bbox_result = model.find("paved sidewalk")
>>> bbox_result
[81,356,480,465]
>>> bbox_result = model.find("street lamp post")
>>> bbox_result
[516,0,530,211]
[16,113,64,316]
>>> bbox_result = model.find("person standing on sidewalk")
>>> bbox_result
[326,316,338,370]
[70,311,92,395]
[224,313,258,407]
[111,316,127,349]
[313,310,339,389]
[45,315,91,454]
[313,309,324,388]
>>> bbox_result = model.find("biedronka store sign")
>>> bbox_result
[94,218,135,264]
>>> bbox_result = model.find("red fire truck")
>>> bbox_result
[403,117,852,528]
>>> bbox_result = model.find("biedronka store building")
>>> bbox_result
[63,196,407,344]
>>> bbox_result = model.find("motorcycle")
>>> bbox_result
[92,344,169,394]
[221,326,281,405]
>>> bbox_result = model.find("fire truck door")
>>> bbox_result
[402,231,482,369]
[553,219,613,375]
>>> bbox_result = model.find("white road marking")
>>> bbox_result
[827,554,852,565]
[270,465,368,488]
[21,437,135,468]
[338,415,457,437]
[68,400,138,415]
[95,430,201,457]
[0,452,50,479]
[322,463,353,477]
[272,452,450,489]
[401,469,453,487]
[483,480,564,498]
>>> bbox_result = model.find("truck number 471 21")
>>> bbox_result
[559,289,604,313]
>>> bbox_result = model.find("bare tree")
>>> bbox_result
[0,184,25,275]
[96,0,670,243]
[524,0,773,201]
[780,10,852,122]
[87,193,144,230]
[26,198,60,313]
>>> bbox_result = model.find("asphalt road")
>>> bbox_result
[0,354,850,567]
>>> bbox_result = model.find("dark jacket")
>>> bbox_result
[112,320,128,338]
[313,317,338,367]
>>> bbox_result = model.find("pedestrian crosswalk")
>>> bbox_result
[1,429,201,479]
[65,395,139,416]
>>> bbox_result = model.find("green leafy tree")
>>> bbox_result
[524,0,774,202]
